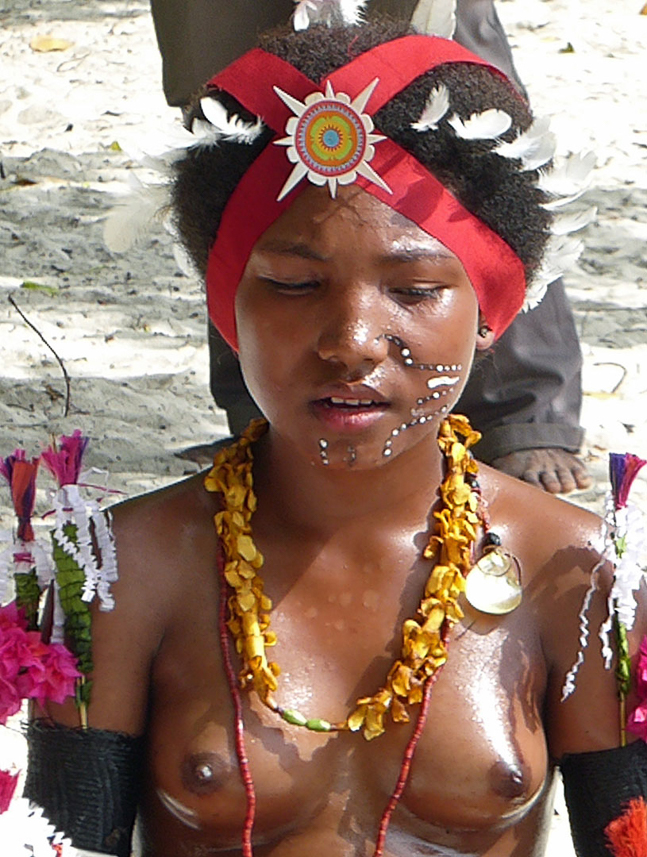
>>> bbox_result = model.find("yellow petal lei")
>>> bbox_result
[206,415,482,739]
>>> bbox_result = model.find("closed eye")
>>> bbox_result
[390,285,445,305]
[260,277,320,294]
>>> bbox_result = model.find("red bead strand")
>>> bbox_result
[373,625,451,856]
[218,547,257,857]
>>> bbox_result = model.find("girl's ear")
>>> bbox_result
[475,319,495,351]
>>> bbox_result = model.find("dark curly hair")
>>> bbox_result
[171,18,552,287]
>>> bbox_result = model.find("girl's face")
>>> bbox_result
[235,185,490,469]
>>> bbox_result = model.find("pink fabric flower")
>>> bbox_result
[0,602,80,723]
[0,602,30,679]
[25,642,81,706]
[0,675,22,724]
[41,430,89,488]
[628,636,647,742]
[0,449,40,542]
[0,769,19,814]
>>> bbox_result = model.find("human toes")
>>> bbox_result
[490,448,591,495]
[539,465,575,494]
[572,459,593,489]
[541,451,592,493]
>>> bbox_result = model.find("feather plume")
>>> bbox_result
[524,234,583,309]
[493,116,556,170]
[605,798,647,857]
[541,189,587,211]
[199,97,264,144]
[538,150,596,197]
[292,0,367,31]
[411,0,457,38]
[411,85,450,132]
[448,109,512,141]
[551,206,597,236]
[103,174,169,253]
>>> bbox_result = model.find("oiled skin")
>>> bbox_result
[42,460,637,857]
[37,187,645,855]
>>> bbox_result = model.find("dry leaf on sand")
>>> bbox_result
[30,35,74,52]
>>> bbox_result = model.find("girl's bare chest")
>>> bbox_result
[143,576,549,853]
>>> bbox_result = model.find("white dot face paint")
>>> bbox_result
[236,186,480,473]
[378,335,465,458]
[318,438,330,466]
[426,375,460,390]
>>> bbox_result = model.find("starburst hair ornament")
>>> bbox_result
[203,36,530,350]
[562,452,646,746]
[273,76,390,200]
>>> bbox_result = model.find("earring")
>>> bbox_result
[478,324,491,339]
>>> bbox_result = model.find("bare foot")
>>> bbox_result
[490,448,593,494]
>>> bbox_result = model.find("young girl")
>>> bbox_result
[26,10,647,857]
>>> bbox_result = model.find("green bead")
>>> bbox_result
[305,718,332,733]
[281,709,308,727]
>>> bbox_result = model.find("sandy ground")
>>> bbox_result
[1,0,647,853]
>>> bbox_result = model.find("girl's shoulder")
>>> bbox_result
[479,466,647,756]
[479,463,604,575]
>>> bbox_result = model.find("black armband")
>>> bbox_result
[25,721,145,857]
[560,740,647,856]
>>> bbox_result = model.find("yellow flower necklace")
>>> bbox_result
[205,413,483,742]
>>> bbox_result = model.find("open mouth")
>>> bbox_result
[310,395,389,432]
[317,397,389,411]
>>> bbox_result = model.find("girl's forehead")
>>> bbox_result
[254,185,459,261]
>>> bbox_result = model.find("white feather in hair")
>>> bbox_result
[524,234,584,310]
[410,0,457,38]
[293,0,368,31]
[551,206,597,236]
[199,97,264,144]
[541,189,587,211]
[538,150,596,198]
[103,174,169,252]
[448,109,512,140]
[493,116,556,171]
[411,84,450,132]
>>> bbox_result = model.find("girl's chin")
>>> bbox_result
[309,427,443,471]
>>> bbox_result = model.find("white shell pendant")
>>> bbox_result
[464,548,522,615]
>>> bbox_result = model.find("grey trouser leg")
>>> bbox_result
[150,0,584,448]
[150,0,294,107]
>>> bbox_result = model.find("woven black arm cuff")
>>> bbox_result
[25,721,145,857]
[560,740,647,856]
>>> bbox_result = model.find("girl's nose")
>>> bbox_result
[316,287,389,374]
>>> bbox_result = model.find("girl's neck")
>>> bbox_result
[252,424,446,536]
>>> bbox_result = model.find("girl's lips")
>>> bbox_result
[310,397,390,432]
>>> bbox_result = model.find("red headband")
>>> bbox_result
[204,36,526,349]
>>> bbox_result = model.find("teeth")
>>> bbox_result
[329,397,376,406]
